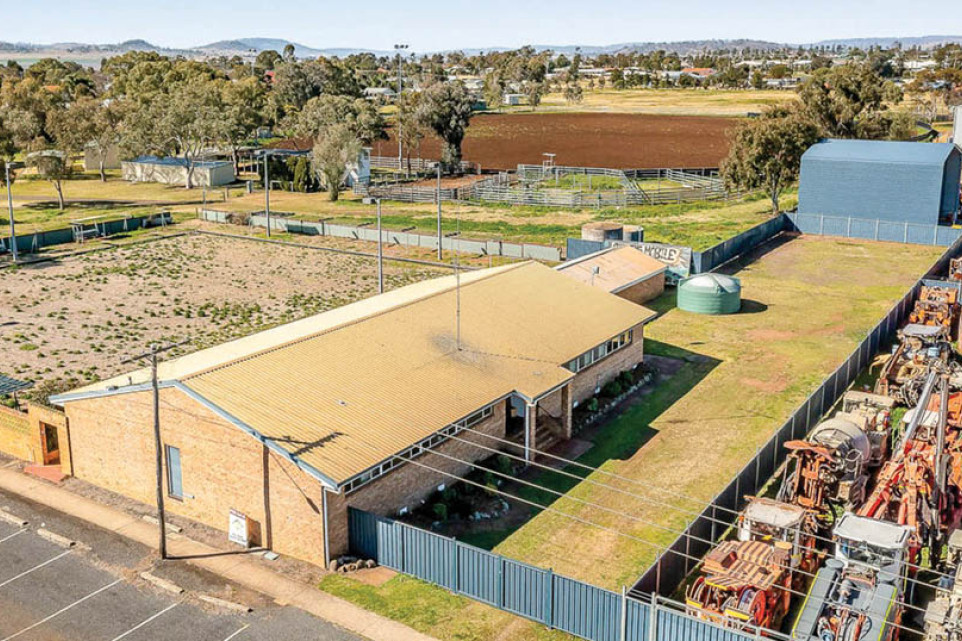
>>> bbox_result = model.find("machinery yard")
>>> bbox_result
[492,235,945,589]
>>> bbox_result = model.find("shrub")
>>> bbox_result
[495,455,514,476]
[432,503,448,521]
[601,380,623,398]
[587,397,599,412]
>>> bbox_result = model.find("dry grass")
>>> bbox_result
[536,88,795,116]
[492,235,943,589]
[0,233,444,390]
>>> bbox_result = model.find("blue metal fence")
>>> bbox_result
[786,212,962,246]
[0,212,173,255]
[691,214,788,273]
[348,508,762,641]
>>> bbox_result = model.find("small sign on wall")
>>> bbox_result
[228,509,251,547]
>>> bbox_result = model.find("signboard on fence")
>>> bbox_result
[616,241,692,283]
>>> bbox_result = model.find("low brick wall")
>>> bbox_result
[0,405,36,461]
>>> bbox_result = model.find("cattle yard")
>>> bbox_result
[0,233,445,393]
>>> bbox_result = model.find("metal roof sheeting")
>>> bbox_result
[802,139,958,165]
[59,262,651,486]
[555,246,666,295]
[0,374,32,396]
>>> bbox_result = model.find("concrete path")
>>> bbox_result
[0,467,438,641]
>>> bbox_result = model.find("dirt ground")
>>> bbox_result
[373,113,735,171]
[0,232,444,392]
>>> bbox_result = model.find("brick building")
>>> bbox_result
[51,262,655,568]
[556,245,666,305]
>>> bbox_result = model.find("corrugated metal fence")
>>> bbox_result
[786,212,962,246]
[348,508,763,641]
[631,233,962,597]
[200,210,563,262]
[0,212,173,256]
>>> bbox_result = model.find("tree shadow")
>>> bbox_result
[739,299,768,314]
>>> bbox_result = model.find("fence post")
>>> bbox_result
[620,586,628,641]
[451,540,459,594]
[498,557,505,610]
[648,595,658,641]
[544,568,553,628]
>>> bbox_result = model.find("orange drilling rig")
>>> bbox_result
[685,498,819,632]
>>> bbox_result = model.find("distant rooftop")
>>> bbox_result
[128,156,232,169]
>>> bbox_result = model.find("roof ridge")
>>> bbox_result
[182,261,533,382]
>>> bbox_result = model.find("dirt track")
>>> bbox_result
[374,112,735,171]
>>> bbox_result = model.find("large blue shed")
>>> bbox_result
[797,139,961,224]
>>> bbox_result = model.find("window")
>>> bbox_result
[165,445,184,499]
[565,330,634,373]
[342,403,496,494]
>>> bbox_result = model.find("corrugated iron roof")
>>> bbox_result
[556,246,666,297]
[0,374,32,396]
[803,139,959,166]
[59,262,650,486]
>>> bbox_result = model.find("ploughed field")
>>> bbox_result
[374,113,735,171]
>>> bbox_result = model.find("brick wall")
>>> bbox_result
[570,323,647,405]
[617,272,665,305]
[28,404,69,472]
[331,401,509,557]
[0,405,36,462]
[64,388,328,567]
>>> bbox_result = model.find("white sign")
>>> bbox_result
[228,509,250,547]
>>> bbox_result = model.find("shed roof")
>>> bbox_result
[127,156,232,169]
[54,262,652,488]
[556,246,666,296]
[802,139,959,166]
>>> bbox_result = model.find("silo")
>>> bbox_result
[677,274,742,315]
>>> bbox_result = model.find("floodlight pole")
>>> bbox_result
[263,153,271,238]
[5,162,17,264]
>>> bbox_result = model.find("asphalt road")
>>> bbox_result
[0,490,364,641]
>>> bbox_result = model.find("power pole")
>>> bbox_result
[122,340,188,560]
[436,163,442,261]
[5,161,18,264]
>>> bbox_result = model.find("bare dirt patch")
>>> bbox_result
[0,233,444,391]
[374,112,735,170]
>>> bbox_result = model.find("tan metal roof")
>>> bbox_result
[556,246,666,296]
[60,261,651,487]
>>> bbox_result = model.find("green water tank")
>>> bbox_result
[677,274,742,315]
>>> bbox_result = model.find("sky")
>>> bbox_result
[0,0,960,51]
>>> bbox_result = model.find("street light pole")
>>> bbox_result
[5,162,17,264]
[436,163,442,261]
[394,44,408,172]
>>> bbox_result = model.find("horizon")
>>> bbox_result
[3,0,961,53]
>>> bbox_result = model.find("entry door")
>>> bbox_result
[40,423,60,466]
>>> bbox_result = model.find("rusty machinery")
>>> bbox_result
[685,498,819,631]
[792,513,913,641]
[909,286,961,340]
[860,370,962,568]
[778,392,894,527]
[876,324,960,406]
[925,530,962,641]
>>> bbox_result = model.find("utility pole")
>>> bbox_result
[376,198,384,294]
[263,152,271,238]
[436,163,442,261]
[394,44,408,171]
[4,161,19,264]
[121,340,188,560]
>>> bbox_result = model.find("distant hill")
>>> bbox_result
[2,34,962,66]
[810,35,962,49]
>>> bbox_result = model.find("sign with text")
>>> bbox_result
[228,508,251,547]
[616,241,692,283]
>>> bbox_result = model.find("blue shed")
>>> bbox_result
[797,139,962,224]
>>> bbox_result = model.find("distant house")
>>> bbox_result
[363,87,396,101]
[121,156,235,188]
[502,93,526,106]
[681,67,716,80]
[798,139,962,225]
